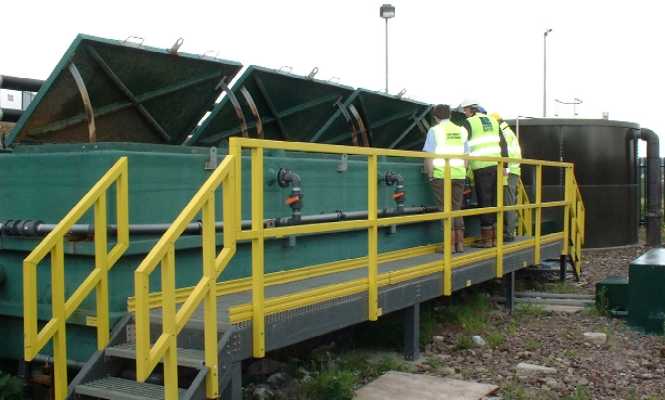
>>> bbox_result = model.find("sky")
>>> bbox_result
[2,0,664,151]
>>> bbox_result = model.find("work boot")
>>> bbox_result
[455,229,465,253]
[473,227,493,248]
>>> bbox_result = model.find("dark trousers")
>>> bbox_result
[429,178,465,230]
[473,166,497,227]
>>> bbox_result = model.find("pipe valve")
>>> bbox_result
[277,168,303,222]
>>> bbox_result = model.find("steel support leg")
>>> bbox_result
[504,271,515,314]
[559,255,567,282]
[403,303,420,361]
[220,361,242,400]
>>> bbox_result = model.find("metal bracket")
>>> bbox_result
[397,88,407,99]
[239,87,263,138]
[205,147,219,170]
[68,63,96,143]
[307,67,319,80]
[334,99,360,146]
[122,36,144,47]
[216,78,248,137]
[168,37,184,54]
[348,104,369,146]
[337,154,348,173]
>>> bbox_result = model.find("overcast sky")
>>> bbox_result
[2,0,663,150]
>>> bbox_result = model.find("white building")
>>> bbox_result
[0,89,35,110]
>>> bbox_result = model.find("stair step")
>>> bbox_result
[106,343,205,368]
[75,376,185,399]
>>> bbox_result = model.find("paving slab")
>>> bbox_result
[354,371,498,400]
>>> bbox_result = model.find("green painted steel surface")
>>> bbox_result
[627,249,665,334]
[0,144,442,361]
[6,34,242,145]
[187,67,432,150]
[596,276,629,312]
[189,66,356,146]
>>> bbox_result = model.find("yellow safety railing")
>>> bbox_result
[569,174,586,275]
[227,137,583,361]
[129,138,585,400]
[23,157,129,400]
[516,179,533,237]
[133,155,236,400]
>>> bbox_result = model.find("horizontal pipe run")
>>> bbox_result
[0,206,438,238]
[0,108,22,122]
[0,75,44,92]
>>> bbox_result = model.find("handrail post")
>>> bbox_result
[562,166,572,257]
[367,154,380,320]
[496,161,504,277]
[94,192,110,349]
[251,147,266,357]
[534,164,543,265]
[52,239,68,400]
[162,245,178,399]
[442,159,452,296]
[202,195,219,397]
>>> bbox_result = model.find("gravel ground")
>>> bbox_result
[419,240,665,400]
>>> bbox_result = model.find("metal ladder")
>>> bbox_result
[69,315,242,399]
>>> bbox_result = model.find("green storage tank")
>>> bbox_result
[0,34,452,363]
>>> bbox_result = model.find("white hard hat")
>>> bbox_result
[459,99,479,108]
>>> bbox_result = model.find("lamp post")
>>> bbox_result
[380,4,395,94]
[543,28,552,117]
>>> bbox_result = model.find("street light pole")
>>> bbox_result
[543,28,552,117]
[380,4,395,94]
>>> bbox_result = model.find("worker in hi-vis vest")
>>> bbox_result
[491,112,522,242]
[459,100,507,248]
[423,104,469,253]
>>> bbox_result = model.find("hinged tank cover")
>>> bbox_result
[187,65,356,146]
[186,66,432,150]
[6,34,242,145]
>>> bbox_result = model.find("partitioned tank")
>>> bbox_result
[511,118,639,248]
[0,34,442,363]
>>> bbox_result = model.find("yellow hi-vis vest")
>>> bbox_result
[467,113,501,171]
[499,121,522,176]
[432,120,467,180]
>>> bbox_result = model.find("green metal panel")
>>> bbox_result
[188,66,356,146]
[187,68,432,150]
[596,276,629,312]
[0,143,444,361]
[6,34,242,145]
[316,89,431,149]
[627,249,665,334]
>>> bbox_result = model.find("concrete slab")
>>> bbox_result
[355,371,498,400]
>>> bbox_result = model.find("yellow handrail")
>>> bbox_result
[227,137,583,363]
[133,155,236,400]
[516,179,533,237]
[129,137,585,400]
[23,157,129,400]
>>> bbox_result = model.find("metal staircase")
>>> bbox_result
[69,315,241,399]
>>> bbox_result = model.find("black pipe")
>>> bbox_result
[0,206,438,238]
[0,108,22,122]
[277,168,303,222]
[384,171,406,213]
[640,128,662,246]
[0,75,44,92]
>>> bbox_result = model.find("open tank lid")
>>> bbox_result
[186,65,356,146]
[6,34,242,146]
[186,66,433,150]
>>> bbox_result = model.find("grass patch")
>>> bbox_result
[0,371,22,400]
[455,335,474,350]
[501,380,530,400]
[486,330,506,349]
[525,338,542,351]
[302,369,356,400]
[542,281,584,294]
[515,303,546,318]
[561,386,592,400]
[438,292,490,334]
